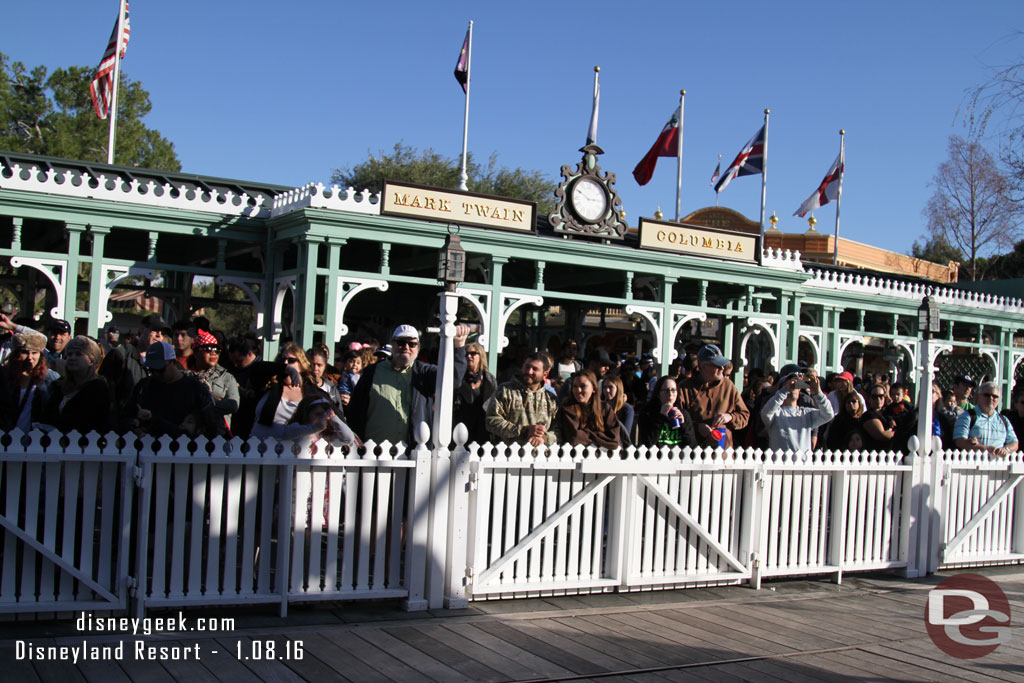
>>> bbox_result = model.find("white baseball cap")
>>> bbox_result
[391,324,419,341]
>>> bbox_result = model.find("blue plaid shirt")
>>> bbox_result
[953,407,1019,448]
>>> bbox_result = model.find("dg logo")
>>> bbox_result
[925,573,1012,659]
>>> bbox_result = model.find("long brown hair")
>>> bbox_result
[603,375,626,414]
[465,342,488,373]
[564,370,605,431]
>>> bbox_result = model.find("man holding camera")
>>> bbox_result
[761,363,834,454]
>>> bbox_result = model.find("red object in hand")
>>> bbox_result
[710,428,726,446]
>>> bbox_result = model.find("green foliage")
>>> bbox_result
[331,142,556,213]
[0,51,180,170]
[191,279,255,338]
[986,239,1024,279]
[910,234,962,265]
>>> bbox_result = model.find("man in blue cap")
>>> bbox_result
[679,343,749,449]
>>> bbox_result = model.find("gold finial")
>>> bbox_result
[654,206,663,220]
[806,213,818,232]
[839,129,845,135]
[764,108,770,114]
[594,66,600,72]
[769,211,778,227]
[680,89,686,95]
[619,207,626,220]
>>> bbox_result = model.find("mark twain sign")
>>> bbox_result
[382,181,536,233]
[638,218,759,264]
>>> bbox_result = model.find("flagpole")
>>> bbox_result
[759,108,770,246]
[715,154,721,207]
[458,20,473,191]
[106,0,126,165]
[833,129,845,266]
[675,90,685,221]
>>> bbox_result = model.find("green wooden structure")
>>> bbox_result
[1,151,1022,403]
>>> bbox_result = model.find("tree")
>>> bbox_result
[986,239,1024,279]
[331,142,556,213]
[924,136,1022,280]
[910,234,963,265]
[0,52,180,170]
[966,35,1024,198]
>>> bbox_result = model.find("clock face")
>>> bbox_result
[570,177,608,223]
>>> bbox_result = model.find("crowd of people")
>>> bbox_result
[0,312,1020,458]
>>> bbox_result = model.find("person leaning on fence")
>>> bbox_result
[453,341,497,445]
[190,329,240,434]
[680,344,750,449]
[636,375,698,448]
[556,370,620,450]
[122,341,222,439]
[347,323,470,445]
[760,365,834,454]
[953,381,1019,458]
[0,328,50,433]
[41,335,112,434]
[485,351,559,447]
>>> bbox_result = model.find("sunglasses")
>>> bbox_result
[466,351,480,356]
[980,393,999,399]
[283,357,299,364]
[394,340,419,349]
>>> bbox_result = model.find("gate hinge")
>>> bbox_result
[465,566,474,578]
[468,472,479,491]
[125,576,138,597]
[132,465,145,487]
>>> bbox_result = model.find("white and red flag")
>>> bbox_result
[794,152,843,217]
[714,124,765,193]
[632,105,681,186]
[90,2,131,120]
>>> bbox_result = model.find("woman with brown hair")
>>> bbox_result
[826,389,865,451]
[636,375,698,448]
[43,335,112,434]
[453,342,496,444]
[556,370,620,449]
[601,374,634,446]
[0,329,51,432]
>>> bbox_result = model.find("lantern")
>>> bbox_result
[918,296,941,340]
[437,232,466,290]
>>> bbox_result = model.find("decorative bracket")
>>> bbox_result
[333,276,389,340]
[499,293,543,350]
[625,305,663,362]
[739,317,781,370]
[10,256,67,320]
[100,265,157,325]
[979,349,1000,384]
[799,331,823,376]
[216,276,266,333]
[215,275,295,341]
[837,333,866,372]
[452,285,491,349]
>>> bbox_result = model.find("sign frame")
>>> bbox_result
[637,217,761,264]
[381,180,537,235]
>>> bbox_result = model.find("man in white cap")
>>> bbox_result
[347,323,470,444]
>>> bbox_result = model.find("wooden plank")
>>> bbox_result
[639,609,792,655]
[545,616,669,669]
[0,638,42,682]
[577,612,733,662]
[386,624,508,683]
[283,633,378,683]
[195,639,266,683]
[710,603,853,648]
[319,628,432,683]
[115,652,177,683]
[662,607,815,653]
[724,658,830,683]
[861,640,1023,683]
[837,647,977,682]
[351,628,475,683]
[473,619,618,675]
[441,621,574,679]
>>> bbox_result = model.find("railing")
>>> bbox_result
[1,427,1021,617]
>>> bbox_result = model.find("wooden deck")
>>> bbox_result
[3,566,1023,682]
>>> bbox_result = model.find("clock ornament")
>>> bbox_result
[549,144,629,239]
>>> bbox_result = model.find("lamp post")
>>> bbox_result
[433,232,466,446]
[915,296,941,458]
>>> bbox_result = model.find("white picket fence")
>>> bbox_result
[0,426,1021,617]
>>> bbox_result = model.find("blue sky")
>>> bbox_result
[4,1,1022,256]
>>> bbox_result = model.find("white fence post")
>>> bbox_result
[426,423,451,609]
[403,423,432,611]
[737,448,765,589]
[901,438,925,578]
[444,424,471,609]
[827,459,849,584]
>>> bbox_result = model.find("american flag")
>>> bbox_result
[109,289,162,313]
[90,2,131,120]
[714,124,765,193]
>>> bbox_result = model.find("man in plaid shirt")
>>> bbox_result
[954,381,1019,458]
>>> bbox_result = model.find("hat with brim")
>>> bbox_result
[391,324,419,342]
[144,341,176,370]
[697,344,730,368]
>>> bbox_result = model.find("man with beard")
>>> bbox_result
[347,324,469,444]
[486,352,560,447]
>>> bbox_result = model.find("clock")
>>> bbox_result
[570,177,608,222]
[548,144,629,239]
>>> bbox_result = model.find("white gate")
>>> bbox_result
[0,430,134,614]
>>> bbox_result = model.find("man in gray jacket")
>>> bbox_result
[761,364,834,454]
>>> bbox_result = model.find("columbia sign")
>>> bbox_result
[925,574,1011,659]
